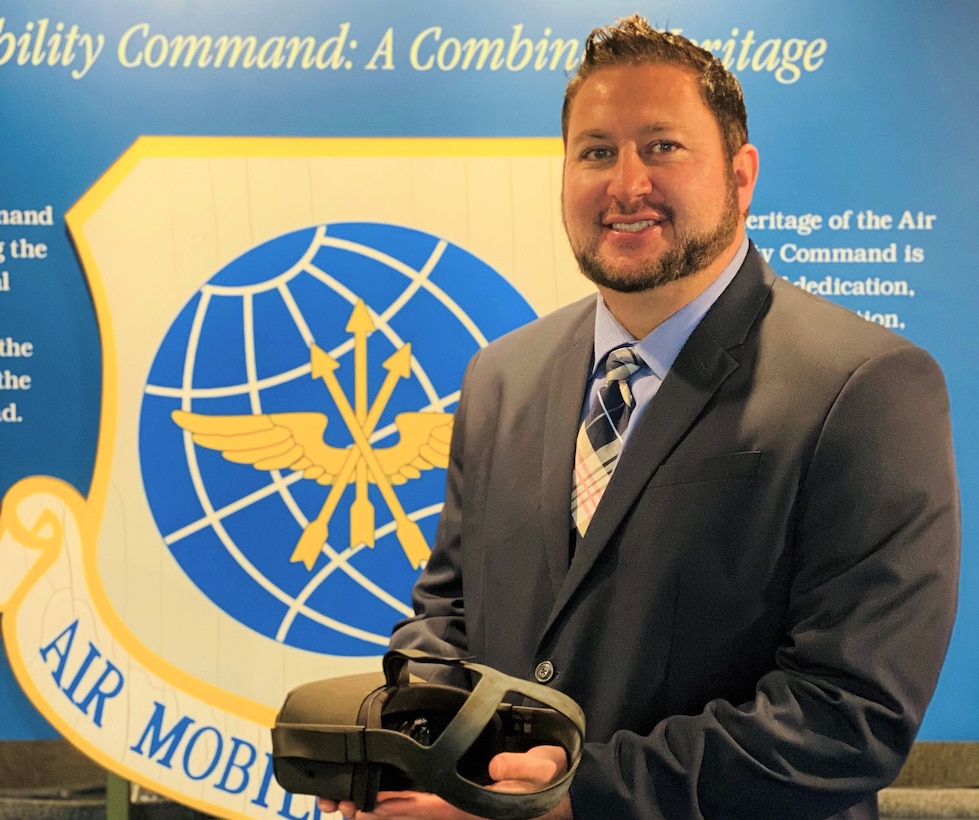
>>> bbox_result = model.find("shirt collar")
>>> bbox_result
[592,236,749,379]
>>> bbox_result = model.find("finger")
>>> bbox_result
[369,791,464,818]
[527,744,569,775]
[488,750,560,788]
[344,801,365,818]
[327,799,362,818]
[491,745,570,787]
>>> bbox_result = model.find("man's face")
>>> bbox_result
[562,62,749,294]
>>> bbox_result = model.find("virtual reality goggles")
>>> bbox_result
[271,648,585,819]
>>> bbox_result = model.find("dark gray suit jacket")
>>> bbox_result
[391,245,960,819]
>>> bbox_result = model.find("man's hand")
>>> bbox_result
[316,745,572,819]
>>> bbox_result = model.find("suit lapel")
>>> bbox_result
[539,305,595,588]
[537,245,776,647]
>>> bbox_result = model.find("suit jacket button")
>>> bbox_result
[534,661,555,683]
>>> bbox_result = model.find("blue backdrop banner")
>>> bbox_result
[0,5,976,815]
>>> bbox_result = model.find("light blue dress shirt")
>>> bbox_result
[581,237,750,442]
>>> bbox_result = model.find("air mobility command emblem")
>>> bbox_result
[1,137,563,819]
[140,222,536,655]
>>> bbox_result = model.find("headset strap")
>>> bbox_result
[376,648,586,820]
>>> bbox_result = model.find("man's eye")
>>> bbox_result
[649,141,679,154]
[582,146,614,161]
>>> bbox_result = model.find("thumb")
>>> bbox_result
[488,747,565,787]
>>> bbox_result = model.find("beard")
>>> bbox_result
[568,172,742,294]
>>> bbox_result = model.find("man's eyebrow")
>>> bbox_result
[568,123,679,149]
[568,129,612,148]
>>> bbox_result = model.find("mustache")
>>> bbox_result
[599,199,675,224]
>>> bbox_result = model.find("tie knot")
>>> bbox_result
[604,346,644,384]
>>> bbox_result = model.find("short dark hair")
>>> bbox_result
[562,14,748,159]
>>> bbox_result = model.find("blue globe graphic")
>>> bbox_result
[139,222,536,655]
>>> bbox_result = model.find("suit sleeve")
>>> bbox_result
[570,345,961,819]
[388,353,477,680]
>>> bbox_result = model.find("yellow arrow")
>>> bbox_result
[364,343,412,432]
[347,300,374,421]
[291,343,419,568]
[291,453,360,569]
[347,301,376,548]
[348,339,413,551]
[311,344,431,568]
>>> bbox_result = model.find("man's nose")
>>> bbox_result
[607,148,653,202]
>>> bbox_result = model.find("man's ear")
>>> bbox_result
[732,143,760,215]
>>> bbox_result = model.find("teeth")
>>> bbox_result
[611,220,657,232]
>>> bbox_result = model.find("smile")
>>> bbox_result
[609,219,660,232]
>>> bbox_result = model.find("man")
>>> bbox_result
[322,14,960,820]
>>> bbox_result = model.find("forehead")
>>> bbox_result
[566,62,714,136]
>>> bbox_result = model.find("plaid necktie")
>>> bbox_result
[571,345,645,536]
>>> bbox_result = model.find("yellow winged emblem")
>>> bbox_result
[170,301,453,570]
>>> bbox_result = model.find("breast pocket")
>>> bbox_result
[646,450,762,488]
